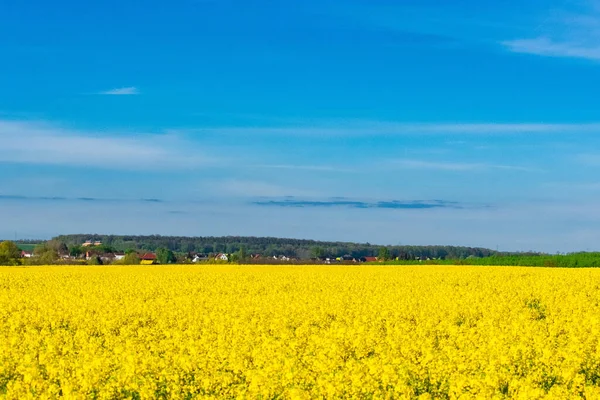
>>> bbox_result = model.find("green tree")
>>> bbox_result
[45,240,69,257]
[378,247,391,261]
[238,246,247,262]
[311,246,325,259]
[156,248,176,264]
[122,252,140,265]
[70,245,84,258]
[87,256,102,265]
[0,241,21,265]
[33,243,60,264]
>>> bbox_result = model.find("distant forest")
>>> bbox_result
[53,234,500,259]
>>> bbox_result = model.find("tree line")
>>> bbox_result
[3,237,600,267]
[53,234,498,260]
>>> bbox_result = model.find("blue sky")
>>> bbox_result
[2,0,600,251]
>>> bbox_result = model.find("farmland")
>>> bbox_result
[2,266,600,398]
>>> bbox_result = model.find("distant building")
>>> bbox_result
[21,251,32,258]
[140,253,157,265]
[192,253,208,263]
[215,253,229,261]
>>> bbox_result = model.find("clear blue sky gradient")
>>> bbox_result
[2,0,600,251]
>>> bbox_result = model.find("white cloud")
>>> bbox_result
[502,3,600,61]
[98,87,139,95]
[0,120,216,170]
[389,159,538,172]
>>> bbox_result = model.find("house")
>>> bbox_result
[100,253,115,263]
[21,250,32,258]
[341,255,357,262]
[192,253,209,263]
[114,253,125,261]
[140,253,157,265]
[318,257,337,264]
[215,253,229,261]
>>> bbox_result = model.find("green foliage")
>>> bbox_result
[311,247,325,258]
[0,241,21,266]
[18,235,600,268]
[113,252,141,265]
[87,256,102,265]
[122,253,141,265]
[31,243,60,264]
[378,252,600,268]
[156,248,176,264]
[238,246,247,261]
[53,234,497,260]
[378,247,391,261]
[45,240,69,257]
[70,245,84,258]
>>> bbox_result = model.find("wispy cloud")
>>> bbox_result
[502,2,600,61]
[503,37,600,60]
[542,181,600,191]
[387,159,540,172]
[0,120,216,170]
[0,194,164,203]
[253,164,354,172]
[98,87,140,95]
[193,121,600,136]
[252,198,468,210]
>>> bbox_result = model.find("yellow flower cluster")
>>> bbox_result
[1,265,600,399]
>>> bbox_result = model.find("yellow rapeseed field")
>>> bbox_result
[1,266,600,399]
